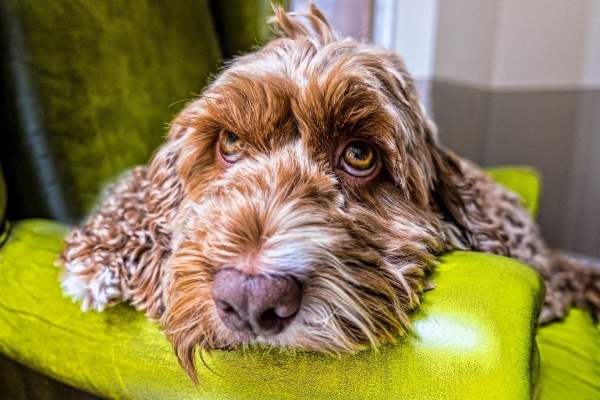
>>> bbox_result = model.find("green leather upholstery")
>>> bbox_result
[537,310,600,399]
[211,0,290,58]
[488,168,600,399]
[0,166,6,222]
[0,0,222,222]
[0,220,544,399]
[0,167,8,247]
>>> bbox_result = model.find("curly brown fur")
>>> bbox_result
[59,4,600,383]
[60,132,185,317]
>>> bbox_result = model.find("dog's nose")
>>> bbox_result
[212,267,302,336]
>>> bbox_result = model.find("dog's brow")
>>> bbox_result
[195,71,301,148]
[292,73,398,145]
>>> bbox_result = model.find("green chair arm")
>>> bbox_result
[0,220,544,399]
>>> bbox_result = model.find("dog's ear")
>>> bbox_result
[423,120,466,227]
[424,120,510,252]
[144,124,187,221]
[123,125,189,316]
[59,123,188,317]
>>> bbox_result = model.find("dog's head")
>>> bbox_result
[153,5,468,380]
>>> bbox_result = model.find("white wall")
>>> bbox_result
[293,0,439,81]
[374,0,439,81]
[582,0,600,87]
[294,0,600,90]
[433,0,499,87]
[291,0,375,40]
[491,0,592,89]
[434,0,600,90]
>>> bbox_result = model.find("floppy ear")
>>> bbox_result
[60,124,187,318]
[125,126,188,316]
[424,120,511,254]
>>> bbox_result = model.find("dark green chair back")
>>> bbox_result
[0,0,222,223]
[0,166,5,223]
[210,0,288,58]
[0,166,7,246]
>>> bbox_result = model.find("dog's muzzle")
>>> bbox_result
[212,267,302,336]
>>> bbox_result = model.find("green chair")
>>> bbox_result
[1,1,598,399]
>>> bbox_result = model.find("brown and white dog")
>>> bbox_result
[59,5,600,381]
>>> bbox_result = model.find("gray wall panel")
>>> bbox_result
[430,80,600,257]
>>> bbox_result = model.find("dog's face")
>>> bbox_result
[158,6,463,377]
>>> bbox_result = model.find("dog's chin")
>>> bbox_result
[164,280,410,384]
[168,311,373,363]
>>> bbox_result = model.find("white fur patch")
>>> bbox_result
[61,260,122,312]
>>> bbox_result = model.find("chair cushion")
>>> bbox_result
[537,309,600,399]
[485,166,541,218]
[0,219,544,399]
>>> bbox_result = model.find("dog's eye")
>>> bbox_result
[219,130,243,162]
[340,141,377,177]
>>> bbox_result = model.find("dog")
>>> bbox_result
[59,4,600,382]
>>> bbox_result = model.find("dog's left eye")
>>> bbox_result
[339,141,378,177]
[219,130,244,163]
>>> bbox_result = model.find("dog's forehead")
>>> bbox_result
[203,39,406,152]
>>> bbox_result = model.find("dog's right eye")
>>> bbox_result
[337,140,380,179]
[218,130,244,163]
